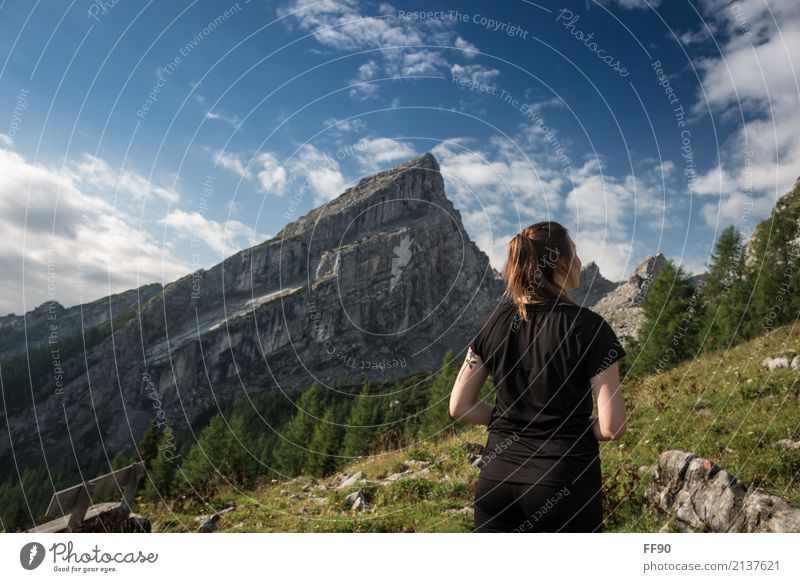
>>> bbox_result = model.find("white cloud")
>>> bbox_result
[566,160,635,231]
[348,59,380,100]
[278,0,491,99]
[570,228,634,282]
[160,209,256,255]
[76,154,179,203]
[690,0,800,225]
[454,36,479,56]
[213,144,346,204]
[294,144,348,203]
[353,137,416,172]
[205,110,241,128]
[0,133,12,146]
[0,148,191,315]
[323,116,367,133]
[450,63,501,86]
[254,151,289,195]
[213,149,253,180]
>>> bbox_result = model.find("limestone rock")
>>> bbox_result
[344,490,370,510]
[338,471,366,489]
[762,357,790,371]
[645,450,800,532]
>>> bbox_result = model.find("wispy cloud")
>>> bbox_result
[213,144,347,204]
[277,0,492,99]
[205,109,241,128]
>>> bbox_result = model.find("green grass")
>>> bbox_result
[140,322,800,532]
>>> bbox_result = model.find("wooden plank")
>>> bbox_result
[45,461,146,517]
[27,515,69,533]
[46,485,84,518]
[26,502,122,533]
[66,486,90,531]
[84,502,123,519]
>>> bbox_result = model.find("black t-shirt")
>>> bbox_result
[469,297,626,486]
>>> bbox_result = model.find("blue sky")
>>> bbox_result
[1,0,798,314]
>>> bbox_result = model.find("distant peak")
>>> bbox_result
[632,252,667,280]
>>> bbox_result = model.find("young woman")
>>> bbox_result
[449,221,627,533]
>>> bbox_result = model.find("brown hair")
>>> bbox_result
[502,221,580,321]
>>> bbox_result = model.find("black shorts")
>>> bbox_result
[473,474,603,532]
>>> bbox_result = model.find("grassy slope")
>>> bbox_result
[142,321,799,532]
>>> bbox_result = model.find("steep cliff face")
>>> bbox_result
[0,152,506,470]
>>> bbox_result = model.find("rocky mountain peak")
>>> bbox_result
[633,252,668,282]
[570,260,619,307]
[562,250,674,344]
[0,152,504,472]
[273,151,449,242]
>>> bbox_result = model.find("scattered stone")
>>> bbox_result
[195,504,236,533]
[382,469,413,483]
[288,494,301,501]
[775,439,800,450]
[311,497,328,506]
[403,459,430,468]
[344,490,370,510]
[762,357,790,371]
[645,450,800,532]
[792,355,800,370]
[467,454,485,468]
[446,507,474,517]
[338,471,366,489]
[301,483,312,491]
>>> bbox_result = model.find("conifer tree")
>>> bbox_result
[273,382,326,475]
[628,260,703,377]
[180,414,248,491]
[418,349,459,438]
[740,194,800,339]
[137,417,161,465]
[698,226,748,351]
[141,423,178,501]
[305,408,341,477]
[341,380,377,458]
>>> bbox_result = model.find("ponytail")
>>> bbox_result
[501,222,579,321]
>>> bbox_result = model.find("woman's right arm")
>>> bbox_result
[590,361,627,441]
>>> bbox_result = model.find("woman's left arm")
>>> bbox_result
[449,347,493,426]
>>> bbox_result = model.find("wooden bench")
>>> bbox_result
[27,461,145,533]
